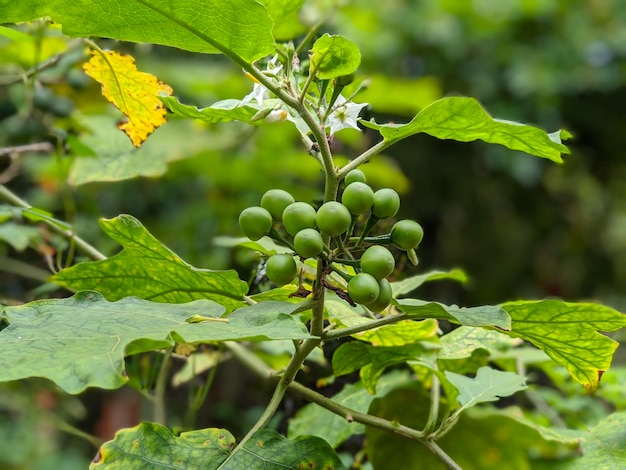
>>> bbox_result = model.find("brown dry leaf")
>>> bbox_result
[83,50,173,147]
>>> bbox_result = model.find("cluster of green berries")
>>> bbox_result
[238,169,424,311]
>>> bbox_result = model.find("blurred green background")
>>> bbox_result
[2,0,626,467]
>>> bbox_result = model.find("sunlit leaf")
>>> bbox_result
[502,300,626,390]
[259,0,306,40]
[361,97,570,163]
[83,50,173,147]
[439,326,522,360]
[356,319,438,346]
[0,0,274,62]
[310,34,361,80]
[52,214,248,312]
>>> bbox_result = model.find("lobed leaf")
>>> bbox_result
[361,96,570,163]
[501,300,626,390]
[0,0,274,62]
[438,326,522,360]
[83,50,173,147]
[444,366,527,412]
[52,214,248,312]
[91,423,344,469]
[0,293,311,394]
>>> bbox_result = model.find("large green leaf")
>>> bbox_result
[287,371,412,448]
[0,0,274,61]
[361,97,570,163]
[0,293,311,393]
[438,326,522,360]
[52,214,248,312]
[258,0,306,40]
[91,423,344,469]
[397,299,511,330]
[501,300,626,390]
[444,366,527,412]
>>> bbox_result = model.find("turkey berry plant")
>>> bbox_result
[0,2,625,470]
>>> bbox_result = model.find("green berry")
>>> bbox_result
[342,182,374,215]
[294,228,324,258]
[368,278,393,312]
[348,272,380,305]
[238,206,273,241]
[344,169,366,185]
[372,188,400,219]
[266,254,297,286]
[316,201,352,236]
[261,189,295,222]
[360,245,395,279]
[391,220,424,250]
[282,202,317,236]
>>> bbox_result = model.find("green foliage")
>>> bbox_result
[0,2,623,469]
[52,215,248,311]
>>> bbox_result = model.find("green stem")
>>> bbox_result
[337,140,393,179]
[218,336,321,469]
[420,440,463,470]
[0,185,106,261]
[323,313,407,340]
[153,348,173,426]
[422,371,440,435]
[56,419,104,448]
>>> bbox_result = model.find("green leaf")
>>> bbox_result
[161,97,262,125]
[501,300,626,390]
[360,97,570,163]
[439,326,522,360]
[444,366,527,411]
[568,411,626,469]
[333,341,435,393]
[91,422,234,468]
[0,293,312,393]
[355,319,439,346]
[52,214,248,312]
[397,299,511,330]
[68,115,231,185]
[310,34,361,80]
[0,0,274,62]
[258,0,306,40]
[288,371,412,448]
[391,269,468,297]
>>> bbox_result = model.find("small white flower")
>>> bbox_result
[328,95,368,135]
[241,82,268,106]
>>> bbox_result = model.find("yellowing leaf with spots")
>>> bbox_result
[83,50,173,147]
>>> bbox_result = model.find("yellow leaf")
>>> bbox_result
[83,50,173,147]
